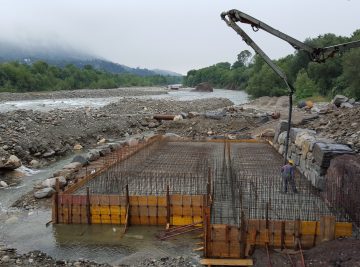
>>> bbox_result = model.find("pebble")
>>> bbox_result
[0,181,8,188]
[1,255,10,262]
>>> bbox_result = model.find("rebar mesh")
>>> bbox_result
[74,139,352,225]
[75,140,220,195]
[210,142,347,225]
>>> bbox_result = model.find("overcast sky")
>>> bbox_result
[0,0,359,74]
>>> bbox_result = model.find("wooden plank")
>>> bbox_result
[320,216,335,242]
[200,258,253,266]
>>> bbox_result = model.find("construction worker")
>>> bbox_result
[281,159,298,193]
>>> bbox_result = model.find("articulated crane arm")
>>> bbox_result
[221,9,360,163]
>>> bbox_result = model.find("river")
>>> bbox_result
[0,88,249,113]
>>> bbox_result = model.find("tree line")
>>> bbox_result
[0,61,182,92]
[184,30,360,100]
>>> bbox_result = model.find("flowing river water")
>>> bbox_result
[0,88,248,264]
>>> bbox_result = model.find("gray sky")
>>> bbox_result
[0,0,359,74]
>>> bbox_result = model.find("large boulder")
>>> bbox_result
[325,155,360,223]
[71,155,89,166]
[0,155,22,170]
[332,95,348,107]
[273,120,288,143]
[193,82,213,92]
[41,176,67,188]
[313,143,354,168]
[34,187,55,199]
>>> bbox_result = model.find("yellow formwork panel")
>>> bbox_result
[91,206,111,215]
[335,222,352,237]
[171,216,203,226]
[109,206,126,215]
[301,221,319,235]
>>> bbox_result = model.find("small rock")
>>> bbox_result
[173,115,183,121]
[0,180,8,188]
[29,159,40,168]
[126,138,138,147]
[351,122,358,127]
[63,162,82,170]
[340,102,353,108]
[1,255,10,262]
[73,144,83,150]
[97,138,106,145]
[43,149,56,158]
[5,216,18,224]
[188,112,200,118]
[148,122,157,128]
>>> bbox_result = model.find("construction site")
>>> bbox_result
[51,135,354,266]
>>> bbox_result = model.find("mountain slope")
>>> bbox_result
[0,41,179,77]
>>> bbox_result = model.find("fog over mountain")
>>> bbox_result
[0,40,182,77]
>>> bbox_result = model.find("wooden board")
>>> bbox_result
[200,258,253,266]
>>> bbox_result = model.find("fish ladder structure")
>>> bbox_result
[52,135,354,263]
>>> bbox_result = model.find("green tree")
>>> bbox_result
[294,69,320,99]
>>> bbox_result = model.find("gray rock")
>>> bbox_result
[1,255,10,262]
[72,155,89,166]
[42,149,55,158]
[348,98,356,104]
[63,162,82,170]
[41,176,67,188]
[332,94,348,107]
[204,111,226,120]
[98,146,111,157]
[277,131,288,145]
[0,181,8,188]
[274,121,288,145]
[340,102,354,108]
[34,187,55,199]
[108,143,122,151]
[1,155,21,170]
[313,143,354,168]
[86,150,100,162]
[188,112,200,118]
[29,159,40,168]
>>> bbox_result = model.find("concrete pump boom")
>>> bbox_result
[221,9,360,164]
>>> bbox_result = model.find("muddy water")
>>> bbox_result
[0,156,200,264]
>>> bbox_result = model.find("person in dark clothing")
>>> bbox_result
[281,159,298,193]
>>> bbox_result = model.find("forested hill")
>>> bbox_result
[0,62,182,92]
[184,30,360,100]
